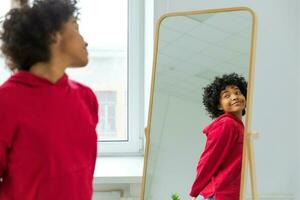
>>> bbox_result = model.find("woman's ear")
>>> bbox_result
[49,32,63,53]
[51,32,62,45]
[218,105,223,110]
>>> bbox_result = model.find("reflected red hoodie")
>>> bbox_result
[190,113,244,200]
[0,71,98,200]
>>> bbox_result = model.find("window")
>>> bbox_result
[67,0,145,155]
[70,0,129,143]
[0,1,12,85]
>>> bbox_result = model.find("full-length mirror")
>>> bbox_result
[142,8,256,200]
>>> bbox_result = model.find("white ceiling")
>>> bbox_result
[155,11,253,103]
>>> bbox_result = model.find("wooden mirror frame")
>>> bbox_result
[141,7,257,200]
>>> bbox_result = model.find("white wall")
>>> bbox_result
[296,1,300,200]
[144,0,299,199]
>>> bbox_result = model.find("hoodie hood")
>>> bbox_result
[7,71,69,88]
[203,113,244,136]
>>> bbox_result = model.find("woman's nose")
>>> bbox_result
[231,94,238,100]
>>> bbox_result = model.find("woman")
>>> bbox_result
[0,0,99,199]
[190,73,247,200]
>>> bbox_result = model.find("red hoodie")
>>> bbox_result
[0,71,98,200]
[190,113,244,200]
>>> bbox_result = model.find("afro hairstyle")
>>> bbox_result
[0,0,79,71]
[202,73,247,119]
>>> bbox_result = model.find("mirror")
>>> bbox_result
[142,7,256,200]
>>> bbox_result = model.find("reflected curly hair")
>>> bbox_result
[203,73,247,119]
[0,0,79,71]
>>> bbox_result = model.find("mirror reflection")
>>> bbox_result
[143,9,254,200]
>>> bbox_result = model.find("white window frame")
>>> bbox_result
[98,0,145,156]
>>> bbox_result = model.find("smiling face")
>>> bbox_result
[218,85,246,119]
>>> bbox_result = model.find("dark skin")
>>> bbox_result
[29,17,88,83]
[218,85,246,120]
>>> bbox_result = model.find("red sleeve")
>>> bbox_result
[0,102,16,178]
[189,120,237,197]
[0,143,7,178]
[91,91,99,126]
[92,91,99,176]
[86,88,99,126]
[86,88,99,176]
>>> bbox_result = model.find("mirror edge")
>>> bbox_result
[240,7,258,200]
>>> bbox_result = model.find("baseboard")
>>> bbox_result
[246,193,294,200]
[93,191,121,200]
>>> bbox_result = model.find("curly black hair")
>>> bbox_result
[202,73,247,119]
[0,0,79,71]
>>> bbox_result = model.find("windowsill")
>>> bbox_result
[93,156,144,184]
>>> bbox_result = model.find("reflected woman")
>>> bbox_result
[189,73,247,200]
[0,0,98,199]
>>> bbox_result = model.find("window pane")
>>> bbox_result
[67,0,128,142]
[0,1,11,85]
[0,1,10,21]
[97,90,117,133]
